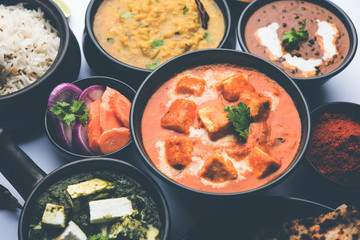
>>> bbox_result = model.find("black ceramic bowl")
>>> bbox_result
[226,0,253,21]
[182,196,332,240]
[45,76,135,160]
[131,49,311,197]
[237,0,358,86]
[83,0,235,89]
[0,0,81,130]
[305,102,360,193]
[0,129,170,240]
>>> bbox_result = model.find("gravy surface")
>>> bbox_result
[141,64,301,193]
[245,0,350,78]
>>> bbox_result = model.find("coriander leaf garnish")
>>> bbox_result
[107,37,114,44]
[89,234,109,240]
[50,99,89,126]
[281,19,309,50]
[203,32,211,42]
[183,5,189,14]
[146,58,160,69]
[121,12,132,19]
[151,39,164,48]
[224,101,253,142]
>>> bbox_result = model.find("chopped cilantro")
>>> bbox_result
[183,6,189,14]
[146,58,160,70]
[281,19,309,50]
[121,12,132,19]
[107,37,114,44]
[151,39,164,48]
[203,32,211,42]
[224,101,253,142]
[89,234,109,240]
[50,100,89,126]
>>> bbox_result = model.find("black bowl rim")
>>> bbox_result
[237,0,358,82]
[18,157,170,240]
[131,48,311,197]
[84,0,233,74]
[305,101,360,192]
[0,0,70,101]
[44,76,136,159]
[181,195,334,240]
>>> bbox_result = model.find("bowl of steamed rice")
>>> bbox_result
[0,0,81,129]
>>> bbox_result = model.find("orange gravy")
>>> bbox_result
[141,64,301,193]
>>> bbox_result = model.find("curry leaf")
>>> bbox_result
[224,102,253,142]
[183,6,189,14]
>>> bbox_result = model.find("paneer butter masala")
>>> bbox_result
[142,64,301,193]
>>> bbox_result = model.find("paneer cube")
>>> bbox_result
[89,197,134,224]
[55,221,87,240]
[147,226,160,240]
[198,102,231,140]
[248,146,281,179]
[161,99,197,134]
[200,152,238,182]
[213,73,255,102]
[65,178,114,211]
[239,90,270,120]
[175,75,206,96]
[165,137,193,170]
[41,203,66,228]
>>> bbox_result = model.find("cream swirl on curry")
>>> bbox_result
[141,64,301,193]
[245,0,350,78]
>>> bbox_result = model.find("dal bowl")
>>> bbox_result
[83,0,235,89]
[237,0,357,86]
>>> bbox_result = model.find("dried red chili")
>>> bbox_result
[195,0,209,30]
[307,112,360,186]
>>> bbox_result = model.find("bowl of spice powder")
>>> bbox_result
[306,102,360,191]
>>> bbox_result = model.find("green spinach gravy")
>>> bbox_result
[28,171,162,240]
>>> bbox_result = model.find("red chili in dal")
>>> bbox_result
[307,113,360,186]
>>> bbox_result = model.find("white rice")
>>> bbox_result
[0,3,60,96]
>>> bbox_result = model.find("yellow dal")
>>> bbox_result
[93,0,225,69]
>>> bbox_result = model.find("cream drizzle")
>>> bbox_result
[256,20,339,77]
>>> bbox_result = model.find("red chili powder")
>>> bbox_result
[307,112,360,186]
